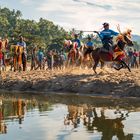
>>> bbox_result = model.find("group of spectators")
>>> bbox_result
[127,48,140,68]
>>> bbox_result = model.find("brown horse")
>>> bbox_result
[11,45,24,71]
[67,42,83,66]
[85,32,133,74]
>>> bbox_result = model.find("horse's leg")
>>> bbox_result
[120,60,131,72]
[100,60,104,69]
[93,59,99,74]
[13,56,16,72]
[72,55,75,66]
[74,52,77,66]
[113,63,123,71]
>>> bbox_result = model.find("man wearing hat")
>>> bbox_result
[96,23,119,54]
[84,36,95,58]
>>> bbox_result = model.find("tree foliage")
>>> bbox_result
[0,7,68,51]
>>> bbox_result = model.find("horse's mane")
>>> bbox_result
[116,29,132,42]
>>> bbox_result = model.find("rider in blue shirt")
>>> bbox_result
[72,34,81,49]
[84,36,95,57]
[86,36,94,49]
[97,23,119,53]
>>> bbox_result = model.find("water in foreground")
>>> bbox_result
[0,93,140,140]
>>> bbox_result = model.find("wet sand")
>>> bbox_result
[0,67,140,98]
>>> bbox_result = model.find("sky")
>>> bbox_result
[0,0,140,35]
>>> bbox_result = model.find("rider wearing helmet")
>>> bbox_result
[97,23,119,54]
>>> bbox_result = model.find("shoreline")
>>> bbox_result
[0,67,140,98]
[1,89,140,108]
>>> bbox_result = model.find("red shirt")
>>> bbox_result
[133,52,138,57]
[0,40,2,50]
[0,52,3,59]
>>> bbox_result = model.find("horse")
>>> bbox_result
[67,41,85,66]
[63,39,72,53]
[82,44,95,68]
[91,108,131,140]
[11,45,25,72]
[85,31,134,74]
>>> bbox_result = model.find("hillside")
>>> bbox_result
[132,35,140,44]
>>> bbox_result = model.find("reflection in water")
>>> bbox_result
[0,98,7,134]
[0,97,51,134]
[64,105,134,140]
[0,96,140,140]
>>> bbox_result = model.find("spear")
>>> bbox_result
[75,30,97,33]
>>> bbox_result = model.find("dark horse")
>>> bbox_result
[85,32,134,74]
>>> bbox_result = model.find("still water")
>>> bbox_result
[0,94,140,140]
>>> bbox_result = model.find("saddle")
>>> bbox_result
[99,47,124,60]
[100,47,113,56]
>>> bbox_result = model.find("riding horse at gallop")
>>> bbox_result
[84,29,134,73]
[64,40,81,66]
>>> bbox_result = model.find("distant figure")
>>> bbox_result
[17,35,27,55]
[46,50,52,69]
[3,37,9,50]
[72,34,81,56]
[17,35,27,71]
[84,36,95,58]
[0,37,2,50]
[35,47,44,70]
[0,49,5,72]
[132,49,139,68]
[31,47,37,70]
[72,34,81,48]
[139,51,140,65]
[128,48,134,67]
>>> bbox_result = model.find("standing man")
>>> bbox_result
[127,48,134,67]
[17,35,27,71]
[36,47,44,70]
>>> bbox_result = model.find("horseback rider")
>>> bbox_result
[95,22,119,55]
[72,34,81,49]
[84,36,95,58]
[86,36,94,51]
[72,34,81,57]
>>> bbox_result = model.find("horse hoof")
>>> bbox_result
[93,69,97,74]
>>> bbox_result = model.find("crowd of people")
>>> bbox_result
[0,23,140,72]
